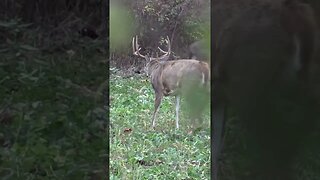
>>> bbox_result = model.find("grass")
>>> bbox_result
[0,37,106,179]
[109,71,211,179]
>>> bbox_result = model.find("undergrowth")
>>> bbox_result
[0,19,107,179]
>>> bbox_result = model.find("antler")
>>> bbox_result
[132,36,147,59]
[132,35,171,61]
[157,36,171,61]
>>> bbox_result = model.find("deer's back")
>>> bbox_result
[160,60,209,95]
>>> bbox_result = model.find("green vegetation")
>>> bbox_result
[109,1,210,177]
[0,20,106,179]
[109,72,210,179]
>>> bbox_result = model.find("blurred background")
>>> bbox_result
[110,0,210,75]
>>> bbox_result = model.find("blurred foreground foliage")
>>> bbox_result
[0,1,107,178]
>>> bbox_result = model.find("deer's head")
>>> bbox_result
[132,35,171,76]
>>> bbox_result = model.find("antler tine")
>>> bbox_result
[166,36,171,53]
[132,36,136,54]
[166,36,170,44]
[135,35,139,50]
[157,36,171,60]
[158,47,167,53]
[132,35,146,58]
[135,36,141,53]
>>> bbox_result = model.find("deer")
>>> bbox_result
[212,0,318,179]
[132,35,210,131]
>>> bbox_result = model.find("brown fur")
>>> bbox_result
[133,35,210,130]
[146,58,210,129]
[151,59,210,96]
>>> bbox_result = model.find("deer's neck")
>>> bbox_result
[147,60,163,77]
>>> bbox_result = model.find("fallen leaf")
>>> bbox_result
[123,128,132,133]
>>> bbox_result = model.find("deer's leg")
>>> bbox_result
[151,92,163,129]
[175,95,180,129]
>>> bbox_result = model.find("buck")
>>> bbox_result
[132,36,210,130]
[212,0,318,179]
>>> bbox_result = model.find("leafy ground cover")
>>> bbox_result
[109,70,211,179]
[0,32,107,179]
